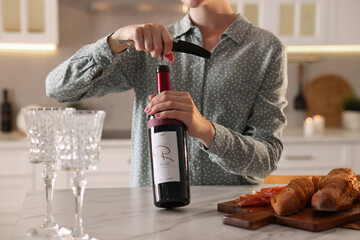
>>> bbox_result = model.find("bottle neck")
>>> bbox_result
[157,71,171,93]
[3,90,8,101]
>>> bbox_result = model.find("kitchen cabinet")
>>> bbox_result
[86,140,131,188]
[33,140,132,189]
[327,0,360,45]
[273,128,360,175]
[230,0,360,46]
[0,0,58,44]
[0,143,33,214]
[0,135,131,226]
[354,143,360,172]
[0,178,33,214]
[274,142,355,175]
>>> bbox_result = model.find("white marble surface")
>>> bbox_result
[11,186,359,240]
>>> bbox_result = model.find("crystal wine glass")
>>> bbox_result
[22,107,73,238]
[54,110,106,240]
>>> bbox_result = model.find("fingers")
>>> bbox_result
[143,26,153,52]
[147,101,191,116]
[164,52,174,63]
[145,91,192,116]
[155,90,187,96]
[133,27,145,51]
[161,28,173,55]
[151,29,163,58]
[144,90,214,145]
[127,23,173,60]
[147,91,191,108]
[154,110,190,123]
[148,94,156,101]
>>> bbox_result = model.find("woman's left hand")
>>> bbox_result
[145,90,215,149]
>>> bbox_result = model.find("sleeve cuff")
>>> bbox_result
[197,122,230,158]
[92,34,118,67]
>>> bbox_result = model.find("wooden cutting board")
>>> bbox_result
[218,200,360,232]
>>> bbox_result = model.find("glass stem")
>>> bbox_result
[42,163,56,226]
[72,170,87,238]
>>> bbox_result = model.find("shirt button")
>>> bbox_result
[193,162,199,170]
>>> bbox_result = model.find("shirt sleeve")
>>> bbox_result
[198,44,288,182]
[45,35,138,103]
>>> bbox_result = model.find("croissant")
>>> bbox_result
[271,176,321,216]
[311,168,360,212]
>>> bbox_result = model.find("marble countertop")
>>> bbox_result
[11,186,359,240]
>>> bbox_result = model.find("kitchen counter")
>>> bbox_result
[0,131,131,147]
[283,127,360,143]
[11,186,359,240]
[3,127,360,145]
[0,131,27,147]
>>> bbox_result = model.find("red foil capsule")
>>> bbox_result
[156,65,171,93]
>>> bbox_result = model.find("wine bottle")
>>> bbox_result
[147,65,190,208]
[1,89,12,132]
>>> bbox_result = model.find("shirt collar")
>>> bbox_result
[221,14,252,45]
[172,14,195,39]
[172,14,252,45]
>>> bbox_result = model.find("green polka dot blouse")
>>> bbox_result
[46,14,288,187]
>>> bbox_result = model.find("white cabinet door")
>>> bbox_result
[0,0,58,44]
[230,0,267,28]
[275,142,354,175]
[0,146,32,176]
[232,0,327,45]
[34,140,133,190]
[352,143,360,173]
[271,0,327,45]
[0,144,35,215]
[327,0,360,45]
[0,177,33,213]
[86,140,132,188]
[232,0,360,45]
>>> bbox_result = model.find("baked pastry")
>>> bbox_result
[311,168,360,212]
[271,176,321,216]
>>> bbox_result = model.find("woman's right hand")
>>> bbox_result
[107,23,174,62]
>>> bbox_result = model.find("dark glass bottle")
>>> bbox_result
[1,89,12,132]
[147,65,190,208]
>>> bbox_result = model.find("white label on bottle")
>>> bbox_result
[151,131,180,185]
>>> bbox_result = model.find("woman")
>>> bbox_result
[46,0,288,187]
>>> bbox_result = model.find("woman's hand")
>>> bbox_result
[145,91,215,149]
[107,23,174,62]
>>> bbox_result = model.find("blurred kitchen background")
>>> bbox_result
[0,0,360,239]
[0,0,359,133]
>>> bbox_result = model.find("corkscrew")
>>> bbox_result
[118,39,211,60]
[171,40,211,59]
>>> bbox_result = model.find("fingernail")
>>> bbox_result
[144,107,149,113]
[155,113,160,118]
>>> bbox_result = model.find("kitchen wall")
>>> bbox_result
[0,2,359,132]
[286,55,360,127]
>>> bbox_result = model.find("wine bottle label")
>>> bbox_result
[151,131,180,184]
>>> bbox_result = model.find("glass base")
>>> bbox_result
[27,223,71,238]
[69,234,98,240]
